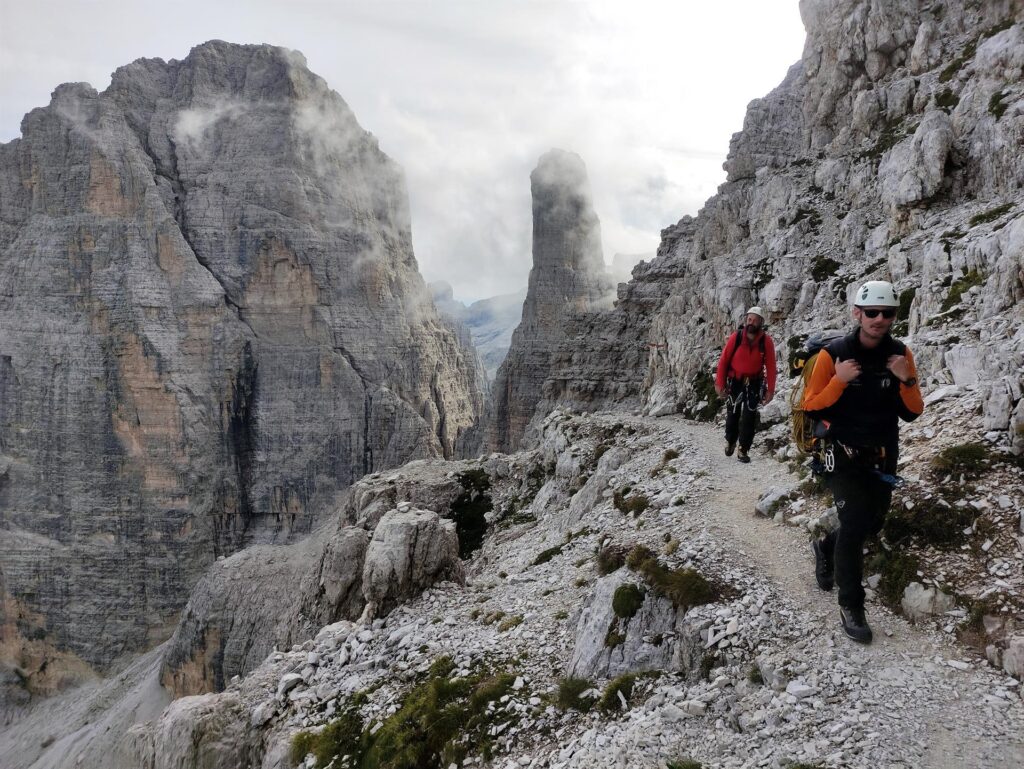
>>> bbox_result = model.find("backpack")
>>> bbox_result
[789,331,844,454]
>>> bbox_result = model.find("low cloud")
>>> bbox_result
[0,0,805,303]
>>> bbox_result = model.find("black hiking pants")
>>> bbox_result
[820,444,894,610]
[724,377,761,450]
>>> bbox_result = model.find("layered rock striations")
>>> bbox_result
[488,150,614,452]
[0,41,484,688]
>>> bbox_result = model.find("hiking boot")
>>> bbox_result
[839,605,873,644]
[725,441,736,457]
[811,538,833,591]
[737,447,751,463]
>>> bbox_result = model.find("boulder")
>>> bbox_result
[901,582,956,623]
[361,509,464,618]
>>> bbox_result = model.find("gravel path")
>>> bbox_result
[679,417,1024,769]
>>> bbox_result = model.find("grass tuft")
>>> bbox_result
[556,677,595,711]
[532,544,563,566]
[612,583,645,619]
[940,269,985,313]
[290,656,515,769]
[931,442,992,477]
[969,203,1012,226]
[939,38,978,83]
[596,544,627,575]
[598,673,636,711]
[988,91,1008,120]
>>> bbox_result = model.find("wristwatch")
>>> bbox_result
[900,376,917,387]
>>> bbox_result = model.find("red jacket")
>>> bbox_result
[715,330,777,394]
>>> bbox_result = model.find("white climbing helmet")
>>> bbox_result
[854,280,899,308]
[745,306,765,320]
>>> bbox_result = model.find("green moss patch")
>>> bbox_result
[811,255,841,283]
[793,207,822,231]
[532,544,563,566]
[940,269,985,312]
[497,614,523,632]
[613,489,650,516]
[988,90,1009,120]
[598,673,636,711]
[884,498,973,550]
[612,583,645,619]
[935,88,959,111]
[604,624,627,648]
[625,549,722,611]
[939,38,978,83]
[556,677,595,711]
[596,544,627,575]
[984,19,1014,38]
[687,368,723,422]
[969,203,1013,226]
[867,549,921,609]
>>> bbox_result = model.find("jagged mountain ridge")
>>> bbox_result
[507,0,1024,452]
[3,1,1024,766]
[0,41,485,692]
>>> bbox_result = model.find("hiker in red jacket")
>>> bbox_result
[714,307,777,463]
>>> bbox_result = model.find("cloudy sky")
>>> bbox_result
[0,0,805,302]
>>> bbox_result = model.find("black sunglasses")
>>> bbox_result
[861,308,897,319]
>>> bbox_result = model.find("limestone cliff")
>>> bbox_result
[488,149,614,452]
[0,41,485,690]
[536,1,1024,450]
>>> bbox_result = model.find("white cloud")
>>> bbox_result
[0,0,805,302]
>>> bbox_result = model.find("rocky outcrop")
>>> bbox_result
[567,571,704,681]
[487,150,614,452]
[159,460,478,697]
[0,41,485,685]
[361,508,463,618]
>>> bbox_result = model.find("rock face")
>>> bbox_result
[519,3,1024,452]
[430,281,528,381]
[567,571,704,681]
[0,41,485,685]
[487,150,614,452]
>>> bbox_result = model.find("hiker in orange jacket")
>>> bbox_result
[714,307,777,463]
[803,280,924,644]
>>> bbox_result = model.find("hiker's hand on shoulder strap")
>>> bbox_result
[835,358,861,383]
[886,354,912,382]
[715,384,726,396]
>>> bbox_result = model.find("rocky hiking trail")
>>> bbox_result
[6,411,1022,769]
[682,418,1024,769]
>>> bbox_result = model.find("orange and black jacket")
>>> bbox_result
[803,328,924,450]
